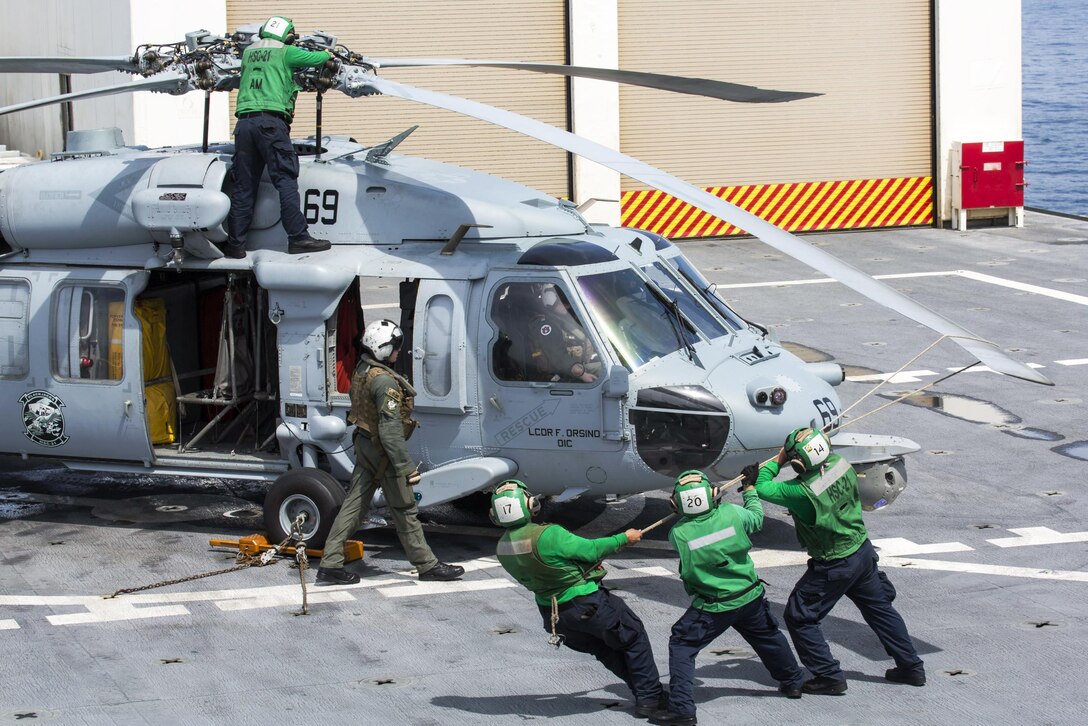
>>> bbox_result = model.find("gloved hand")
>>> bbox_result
[740,464,760,488]
[324,57,341,73]
[406,469,422,486]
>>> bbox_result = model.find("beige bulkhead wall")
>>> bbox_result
[227,0,572,199]
[617,0,933,190]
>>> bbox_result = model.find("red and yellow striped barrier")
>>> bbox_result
[620,176,933,239]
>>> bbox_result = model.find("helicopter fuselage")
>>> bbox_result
[0,135,915,530]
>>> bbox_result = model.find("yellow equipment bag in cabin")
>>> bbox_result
[135,298,177,445]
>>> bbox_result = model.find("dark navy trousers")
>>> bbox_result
[228,113,309,244]
[784,538,923,680]
[538,588,663,707]
[667,595,803,716]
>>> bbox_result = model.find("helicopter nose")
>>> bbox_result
[628,385,731,479]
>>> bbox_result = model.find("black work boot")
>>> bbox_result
[634,693,668,718]
[885,666,927,686]
[802,676,848,695]
[418,562,465,581]
[287,233,331,254]
[315,567,361,585]
[778,682,803,699]
[217,240,246,259]
[649,711,696,725]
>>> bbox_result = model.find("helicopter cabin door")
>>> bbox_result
[2,268,153,463]
[410,278,477,439]
[480,274,624,487]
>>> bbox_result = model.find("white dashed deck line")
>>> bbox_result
[871,537,975,556]
[882,557,1088,583]
[1055,358,1088,366]
[987,527,1088,548]
[715,269,1088,308]
[0,620,19,630]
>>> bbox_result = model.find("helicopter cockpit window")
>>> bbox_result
[490,281,602,384]
[52,285,126,381]
[665,255,745,330]
[578,269,699,370]
[642,262,731,340]
[0,281,30,379]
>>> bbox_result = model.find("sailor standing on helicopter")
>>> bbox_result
[316,320,464,584]
[750,428,926,695]
[223,15,333,259]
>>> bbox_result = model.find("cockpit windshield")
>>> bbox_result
[665,254,746,330]
[642,262,732,340]
[578,268,699,370]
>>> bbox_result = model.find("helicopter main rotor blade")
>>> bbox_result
[0,73,190,117]
[0,56,139,74]
[371,58,819,103]
[362,75,1051,386]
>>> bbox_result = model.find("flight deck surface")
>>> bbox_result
[2,211,1086,725]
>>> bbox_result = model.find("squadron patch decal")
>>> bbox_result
[20,390,69,448]
[540,324,552,336]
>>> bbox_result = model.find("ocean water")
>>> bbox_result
[1022,0,1088,216]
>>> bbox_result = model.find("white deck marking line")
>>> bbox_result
[882,556,1088,583]
[0,620,19,630]
[379,579,515,598]
[1055,358,1088,366]
[987,527,1088,548]
[870,537,975,556]
[717,269,1088,307]
[362,302,400,310]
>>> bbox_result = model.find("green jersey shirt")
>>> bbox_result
[236,39,330,118]
[668,490,765,612]
[497,524,628,606]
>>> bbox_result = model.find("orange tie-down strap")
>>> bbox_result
[209,533,364,562]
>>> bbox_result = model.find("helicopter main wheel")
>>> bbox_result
[263,469,346,549]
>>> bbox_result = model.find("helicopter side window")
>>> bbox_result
[422,295,453,397]
[52,285,126,381]
[0,280,30,379]
[490,282,601,384]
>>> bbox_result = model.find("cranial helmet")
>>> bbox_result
[362,319,403,362]
[784,427,832,474]
[259,16,296,43]
[671,470,716,516]
[490,480,539,528]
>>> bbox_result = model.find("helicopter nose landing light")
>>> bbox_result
[629,385,730,479]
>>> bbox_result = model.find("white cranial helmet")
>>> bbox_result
[362,319,403,362]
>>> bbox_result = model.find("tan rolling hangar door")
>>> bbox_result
[227,0,571,199]
[618,0,934,238]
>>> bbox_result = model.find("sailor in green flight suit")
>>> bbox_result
[752,427,925,695]
[491,480,665,717]
[649,471,804,726]
[225,15,333,258]
[316,319,464,584]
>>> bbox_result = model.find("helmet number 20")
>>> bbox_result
[304,189,339,225]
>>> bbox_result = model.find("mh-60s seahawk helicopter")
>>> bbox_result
[0,22,1050,547]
